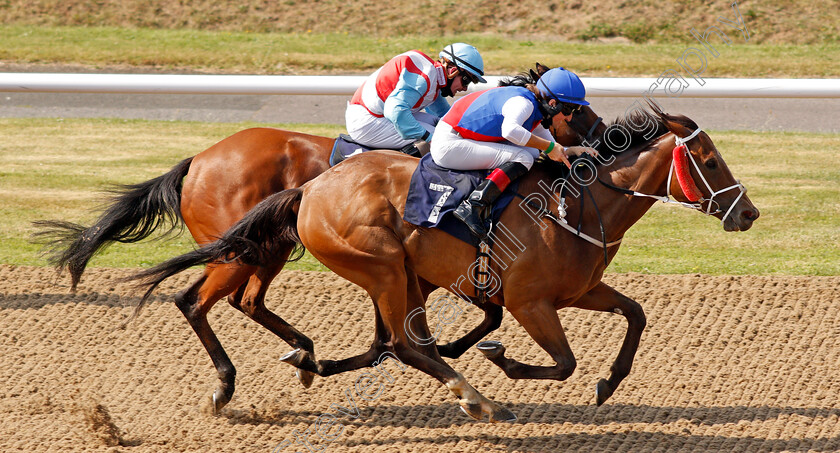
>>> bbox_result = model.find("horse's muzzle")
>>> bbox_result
[723,205,760,232]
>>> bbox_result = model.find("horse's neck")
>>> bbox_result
[592,133,676,241]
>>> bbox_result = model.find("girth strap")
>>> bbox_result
[473,238,493,305]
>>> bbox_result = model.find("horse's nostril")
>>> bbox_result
[743,209,759,221]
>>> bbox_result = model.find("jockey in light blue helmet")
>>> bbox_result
[439,43,487,96]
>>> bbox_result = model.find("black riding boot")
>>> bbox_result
[453,162,529,239]
[399,140,430,158]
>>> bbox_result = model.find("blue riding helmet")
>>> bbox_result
[536,67,590,106]
[439,43,487,84]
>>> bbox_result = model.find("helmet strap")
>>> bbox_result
[441,44,484,80]
[538,100,563,128]
[440,72,456,97]
[537,76,563,127]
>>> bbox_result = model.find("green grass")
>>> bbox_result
[1,118,838,275]
[0,118,339,272]
[0,119,840,275]
[1,25,838,77]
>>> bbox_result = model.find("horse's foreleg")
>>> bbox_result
[570,282,646,405]
[437,302,503,358]
[176,263,254,414]
[478,299,577,381]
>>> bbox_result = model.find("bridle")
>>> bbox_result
[517,125,748,267]
[599,128,748,226]
[554,110,602,146]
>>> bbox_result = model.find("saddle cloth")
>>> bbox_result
[403,154,519,247]
[329,134,377,167]
[330,135,427,167]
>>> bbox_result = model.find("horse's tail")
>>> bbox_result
[32,157,193,291]
[125,188,304,319]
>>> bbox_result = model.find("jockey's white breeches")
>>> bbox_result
[430,121,540,170]
[345,103,437,149]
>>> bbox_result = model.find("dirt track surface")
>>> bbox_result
[2,265,839,452]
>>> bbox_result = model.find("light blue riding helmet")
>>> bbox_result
[536,67,590,105]
[439,43,487,84]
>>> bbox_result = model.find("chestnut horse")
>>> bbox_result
[35,67,606,413]
[127,104,759,421]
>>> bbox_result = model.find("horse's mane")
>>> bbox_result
[497,69,701,179]
[498,72,537,88]
[534,103,699,177]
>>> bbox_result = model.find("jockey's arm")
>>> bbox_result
[500,96,547,147]
[424,94,451,119]
[501,96,580,167]
[383,73,431,141]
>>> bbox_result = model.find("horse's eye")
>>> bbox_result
[705,158,718,169]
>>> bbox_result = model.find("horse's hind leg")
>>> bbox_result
[478,298,577,381]
[225,253,319,387]
[570,282,646,406]
[348,261,513,422]
[410,278,505,359]
[281,297,391,378]
[398,266,515,422]
[176,262,255,414]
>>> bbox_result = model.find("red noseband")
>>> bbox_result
[672,144,703,202]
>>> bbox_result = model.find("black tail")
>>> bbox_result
[124,188,304,319]
[32,157,193,291]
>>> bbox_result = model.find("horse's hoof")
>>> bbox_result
[596,378,614,406]
[279,348,302,365]
[477,340,505,360]
[459,402,484,421]
[296,369,316,389]
[206,389,229,415]
[490,405,517,423]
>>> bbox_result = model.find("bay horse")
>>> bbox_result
[35,65,606,413]
[126,103,759,421]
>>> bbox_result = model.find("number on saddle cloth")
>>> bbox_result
[403,155,521,247]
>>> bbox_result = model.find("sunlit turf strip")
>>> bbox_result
[1,25,838,77]
[0,118,338,272]
[1,118,838,275]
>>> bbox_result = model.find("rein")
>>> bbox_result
[584,116,603,143]
[514,189,621,267]
[510,115,619,266]
[598,128,747,226]
[516,126,746,266]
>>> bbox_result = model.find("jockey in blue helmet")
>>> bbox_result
[430,67,597,239]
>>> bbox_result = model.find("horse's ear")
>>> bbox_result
[529,69,541,82]
[646,100,693,138]
[665,118,695,139]
[535,62,551,75]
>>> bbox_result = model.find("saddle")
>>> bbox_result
[403,154,519,248]
[329,134,429,167]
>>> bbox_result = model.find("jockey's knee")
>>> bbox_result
[510,151,535,170]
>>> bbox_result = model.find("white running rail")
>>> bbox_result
[0,73,838,98]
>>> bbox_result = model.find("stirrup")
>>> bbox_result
[454,200,489,239]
